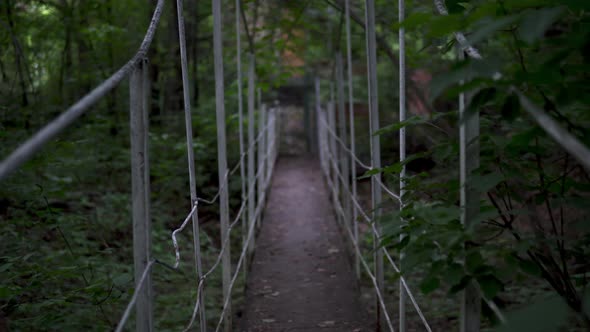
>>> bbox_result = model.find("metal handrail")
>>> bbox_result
[0,0,165,181]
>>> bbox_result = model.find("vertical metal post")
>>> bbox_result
[365,0,384,329]
[336,53,351,237]
[398,0,407,330]
[327,99,342,215]
[275,100,280,164]
[130,62,153,332]
[141,58,153,331]
[315,77,325,173]
[263,104,268,191]
[304,88,311,153]
[276,102,282,157]
[235,0,248,278]
[460,53,481,332]
[257,88,263,228]
[212,1,232,330]
[176,0,206,328]
[266,107,272,185]
[344,0,360,279]
[308,77,317,155]
[328,87,338,212]
[258,103,266,214]
[276,103,280,161]
[247,53,256,262]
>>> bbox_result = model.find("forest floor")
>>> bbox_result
[239,155,371,332]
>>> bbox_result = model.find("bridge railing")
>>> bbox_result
[315,0,589,331]
[0,0,280,331]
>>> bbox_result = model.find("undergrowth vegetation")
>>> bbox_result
[1,0,589,331]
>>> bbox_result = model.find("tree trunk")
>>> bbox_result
[189,0,199,107]
[5,0,28,107]
[164,0,182,127]
[59,0,73,104]
[75,0,91,96]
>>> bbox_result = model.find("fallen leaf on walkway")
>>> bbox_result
[270,291,280,296]
[328,247,339,254]
[318,320,335,327]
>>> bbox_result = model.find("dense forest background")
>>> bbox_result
[1,0,589,331]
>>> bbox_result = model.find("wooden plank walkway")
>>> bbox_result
[240,156,369,332]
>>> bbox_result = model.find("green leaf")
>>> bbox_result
[401,249,431,273]
[466,87,498,116]
[519,259,541,276]
[469,206,501,226]
[359,168,381,179]
[426,14,465,39]
[381,152,430,175]
[501,93,521,121]
[518,7,566,44]
[394,234,411,250]
[430,58,503,101]
[471,172,504,192]
[397,12,432,30]
[450,275,472,294]
[0,262,13,273]
[467,15,520,46]
[444,263,466,285]
[445,0,465,14]
[466,251,485,274]
[494,296,569,332]
[0,285,15,299]
[420,276,440,294]
[374,116,426,136]
[477,274,503,299]
[413,203,460,225]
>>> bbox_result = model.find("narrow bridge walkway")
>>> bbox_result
[240,156,369,332]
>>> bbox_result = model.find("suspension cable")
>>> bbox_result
[0,0,166,181]
[319,112,432,331]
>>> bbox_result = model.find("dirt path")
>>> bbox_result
[240,156,370,332]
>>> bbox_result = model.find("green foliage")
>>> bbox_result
[0,0,258,330]
[1,0,589,330]
[373,0,590,329]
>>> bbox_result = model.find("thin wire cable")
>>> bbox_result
[200,142,277,280]
[171,204,198,268]
[322,150,396,332]
[321,137,432,331]
[176,0,207,328]
[183,278,206,332]
[0,0,166,180]
[320,114,402,203]
[320,109,371,170]
[197,121,272,205]
[115,259,156,332]
[214,167,271,332]
[182,136,277,331]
